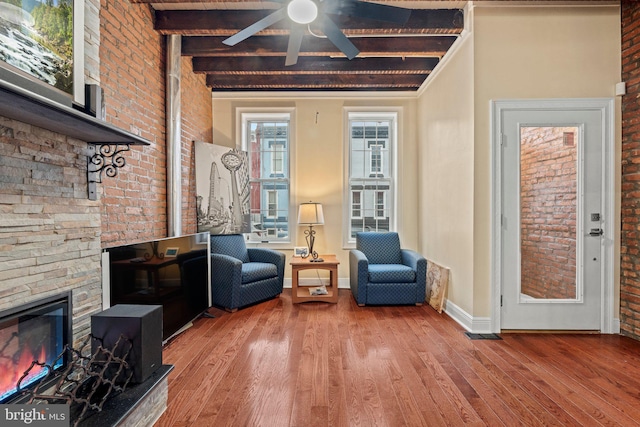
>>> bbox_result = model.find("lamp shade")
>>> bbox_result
[298,202,324,225]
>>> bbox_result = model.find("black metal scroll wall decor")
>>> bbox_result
[87,144,131,200]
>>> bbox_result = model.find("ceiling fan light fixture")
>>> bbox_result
[287,0,318,24]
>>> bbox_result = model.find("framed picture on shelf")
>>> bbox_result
[164,247,180,258]
[294,247,308,258]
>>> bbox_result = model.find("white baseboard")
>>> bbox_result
[281,282,623,335]
[443,299,492,334]
[443,299,622,335]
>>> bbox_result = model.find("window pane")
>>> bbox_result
[267,190,277,217]
[370,144,382,173]
[347,115,395,240]
[375,191,385,218]
[520,126,578,300]
[246,117,290,242]
[352,191,362,218]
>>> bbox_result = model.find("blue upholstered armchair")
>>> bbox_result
[349,232,427,306]
[210,234,285,312]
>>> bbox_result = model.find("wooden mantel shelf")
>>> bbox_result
[0,80,150,146]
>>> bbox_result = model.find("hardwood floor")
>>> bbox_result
[156,290,640,426]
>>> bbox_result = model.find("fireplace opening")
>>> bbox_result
[0,292,71,403]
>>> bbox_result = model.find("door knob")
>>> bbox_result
[589,228,604,236]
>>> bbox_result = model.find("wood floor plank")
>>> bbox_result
[327,304,350,427]
[159,299,272,426]
[505,334,638,426]
[482,337,616,427]
[154,290,640,426]
[418,314,542,425]
[377,308,464,426]
[399,311,503,425]
[234,300,297,427]
[406,315,516,426]
[290,305,320,426]
[348,302,390,426]
[472,339,584,426]
[521,334,640,422]
[207,298,289,426]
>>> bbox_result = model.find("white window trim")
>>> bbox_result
[343,108,400,247]
[236,108,296,246]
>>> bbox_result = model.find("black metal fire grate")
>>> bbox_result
[14,334,134,427]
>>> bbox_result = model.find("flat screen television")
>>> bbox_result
[103,233,212,342]
[0,0,84,107]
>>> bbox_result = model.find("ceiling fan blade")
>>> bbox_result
[323,0,411,25]
[321,16,359,60]
[223,8,288,46]
[286,25,305,66]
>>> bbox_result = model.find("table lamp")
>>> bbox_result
[298,202,324,262]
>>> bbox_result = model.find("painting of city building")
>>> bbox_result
[194,142,250,235]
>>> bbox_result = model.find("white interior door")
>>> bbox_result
[499,105,606,330]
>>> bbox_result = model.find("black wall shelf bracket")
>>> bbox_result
[87,144,132,200]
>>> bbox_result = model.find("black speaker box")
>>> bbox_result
[91,304,162,384]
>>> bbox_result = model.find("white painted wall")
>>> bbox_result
[418,4,621,322]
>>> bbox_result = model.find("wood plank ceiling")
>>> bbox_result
[139,0,465,92]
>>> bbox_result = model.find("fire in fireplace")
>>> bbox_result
[0,292,71,403]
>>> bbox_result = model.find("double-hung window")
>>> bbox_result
[241,111,292,243]
[345,111,397,243]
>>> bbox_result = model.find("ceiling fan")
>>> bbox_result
[222,0,412,66]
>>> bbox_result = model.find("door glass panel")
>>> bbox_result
[520,126,578,300]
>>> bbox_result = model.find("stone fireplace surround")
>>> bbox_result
[0,114,170,425]
[0,115,102,348]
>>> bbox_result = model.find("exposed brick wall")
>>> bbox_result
[0,118,102,347]
[520,127,577,299]
[621,1,640,340]
[99,2,212,245]
[99,0,167,246]
[180,57,213,235]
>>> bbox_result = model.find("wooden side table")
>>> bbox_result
[290,254,340,304]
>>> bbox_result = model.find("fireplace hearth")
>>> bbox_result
[1,298,172,427]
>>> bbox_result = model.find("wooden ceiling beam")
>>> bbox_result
[182,35,457,57]
[155,9,463,35]
[193,56,439,73]
[205,73,428,90]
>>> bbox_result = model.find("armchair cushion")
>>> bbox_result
[368,264,416,283]
[241,262,278,284]
[356,232,402,264]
